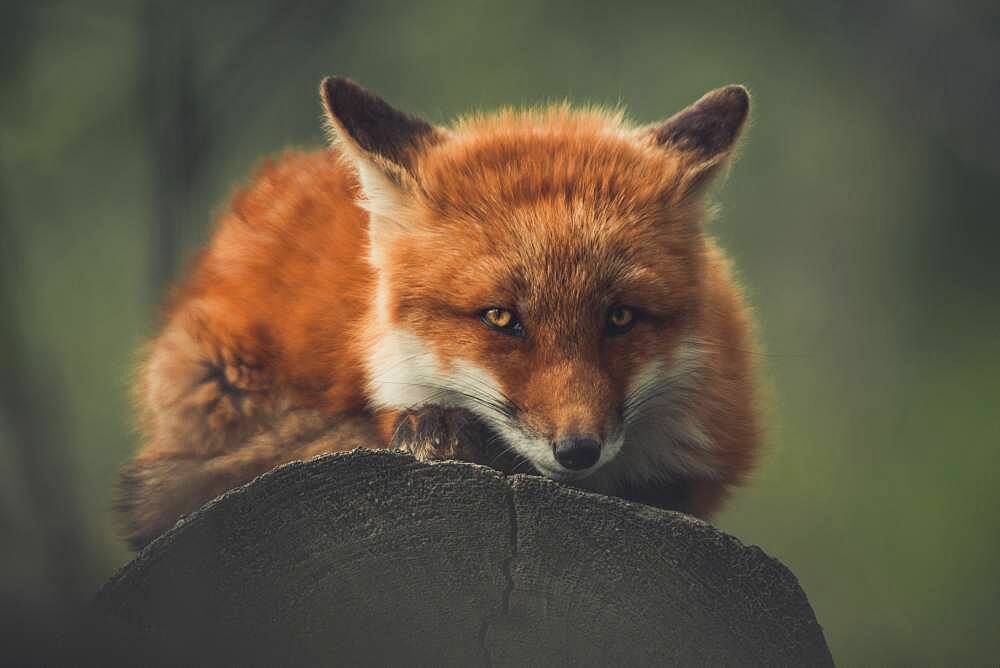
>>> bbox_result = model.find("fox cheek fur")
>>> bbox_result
[117,77,760,549]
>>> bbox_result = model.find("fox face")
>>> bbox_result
[322,79,750,483]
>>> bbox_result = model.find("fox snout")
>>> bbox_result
[506,361,624,476]
[553,434,603,470]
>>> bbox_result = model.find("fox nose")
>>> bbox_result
[553,435,602,470]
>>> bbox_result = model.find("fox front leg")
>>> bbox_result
[389,406,530,474]
[390,406,488,462]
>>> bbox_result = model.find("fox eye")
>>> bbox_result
[481,308,524,336]
[606,306,636,335]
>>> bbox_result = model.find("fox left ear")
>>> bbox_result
[320,77,443,183]
[320,77,445,262]
[642,85,750,199]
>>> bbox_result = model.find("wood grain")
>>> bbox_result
[94,449,832,666]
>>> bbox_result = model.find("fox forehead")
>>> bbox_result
[388,195,703,326]
[413,107,690,219]
[376,108,705,316]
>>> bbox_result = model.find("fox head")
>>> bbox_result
[321,77,749,482]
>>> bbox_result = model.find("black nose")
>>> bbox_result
[553,435,602,470]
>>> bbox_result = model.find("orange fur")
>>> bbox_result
[118,79,761,549]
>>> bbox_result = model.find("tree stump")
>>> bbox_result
[94,450,833,665]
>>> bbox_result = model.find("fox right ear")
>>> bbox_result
[642,85,751,201]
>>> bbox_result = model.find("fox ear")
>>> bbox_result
[320,77,442,183]
[320,77,444,261]
[643,85,750,199]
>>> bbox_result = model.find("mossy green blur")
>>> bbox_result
[1,1,998,663]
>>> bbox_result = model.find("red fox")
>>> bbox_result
[118,77,761,549]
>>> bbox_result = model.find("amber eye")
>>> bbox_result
[607,306,636,334]
[481,308,524,336]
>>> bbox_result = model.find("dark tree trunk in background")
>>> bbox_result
[143,1,203,298]
[0,183,93,630]
[139,0,321,301]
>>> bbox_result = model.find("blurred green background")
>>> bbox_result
[2,0,998,663]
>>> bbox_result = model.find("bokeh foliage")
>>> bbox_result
[2,1,998,662]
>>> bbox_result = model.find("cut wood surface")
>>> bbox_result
[95,449,833,666]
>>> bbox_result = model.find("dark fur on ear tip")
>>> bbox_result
[653,84,751,159]
[319,76,438,169]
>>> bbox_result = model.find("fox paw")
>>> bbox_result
[390,407,536,474]
[390,406,492,464]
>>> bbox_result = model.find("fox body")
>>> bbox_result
[119,78,761,549]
